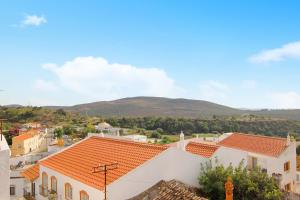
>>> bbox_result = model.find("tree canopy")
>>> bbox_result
[198,162,282,200]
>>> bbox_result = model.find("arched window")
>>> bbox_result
[50,176,57,192]
[65,183,72,200]
[80,190,89,200]
[42,172,48,188]
[41,172,48,197]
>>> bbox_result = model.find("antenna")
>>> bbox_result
[93,162,118,200]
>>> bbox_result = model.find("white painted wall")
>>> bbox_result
[0,135,10,200]
[213,142,297,191]
[10,170,25,200]
[107,147,209,200]
[37,165,104,200]
[212,146,248,168]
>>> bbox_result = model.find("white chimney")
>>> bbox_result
[179,131,185,151]
[117,130,120,137]
[287,133,291,146]
[100,131,104,137]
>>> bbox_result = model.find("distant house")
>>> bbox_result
[123,134,147,142]
[11,129,43,157]
[184,132,297,192]
[23,135,207,200]
[23,122,41,129]
[95,122,120,135]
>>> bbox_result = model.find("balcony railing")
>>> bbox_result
[39,185,48,197]
[48,190,58,200]
[23,189,35,200]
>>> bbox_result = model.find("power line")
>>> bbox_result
[93,162,118,200]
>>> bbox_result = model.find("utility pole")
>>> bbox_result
[0,119,7,141]
[93,162,118,200]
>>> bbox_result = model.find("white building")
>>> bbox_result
[23,135,208,200]
[123,134,147,142]
[0,134,10,200]
[185,132,297,192]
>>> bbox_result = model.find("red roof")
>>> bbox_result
[186,142,219,158]
[22,164,40,181]
[218,133,288,157]
[40,136,168,190]
[14,129,39,141]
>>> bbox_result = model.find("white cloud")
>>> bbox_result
[269,91,300,109]
[199,80,229,102]
[249,41,300,64]
[241,80,257,89]
[21,15,47,27]
[41,56,182,100]
[34,79,58,91]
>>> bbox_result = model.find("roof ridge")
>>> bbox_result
[188,141,219,148]
[90,136,168,150]
[232,132,287,141]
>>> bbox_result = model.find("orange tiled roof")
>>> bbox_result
[186,142,219,158]
[22,163,40,181]
[14,129,39,141]
[218,133,287,157]
[40,136,168,190]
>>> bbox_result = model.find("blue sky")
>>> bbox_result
[1,0,300,108]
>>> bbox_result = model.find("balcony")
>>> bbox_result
[23,189,35,200]
[48,190,58,200]
[39,185,48,197]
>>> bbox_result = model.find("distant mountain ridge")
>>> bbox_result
[45,97,300,120]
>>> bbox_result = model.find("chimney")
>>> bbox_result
[100,131,104,137]
[179,131,185,151]
[117,130,120,137]
[286,133,291,146]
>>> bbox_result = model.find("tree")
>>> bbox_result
[199,162,282,200]
[54,128,63,139]
[150,131,161,139]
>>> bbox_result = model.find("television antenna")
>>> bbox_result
[93,162,118,200]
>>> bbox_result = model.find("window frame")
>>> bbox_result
[65,183,73,200]
[10,185,16,196]
[50,176,57,192]
[284,161,291,172]
[80,190,89,200]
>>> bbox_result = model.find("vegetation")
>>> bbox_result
[106,117,300,138]
[199,162,282,200]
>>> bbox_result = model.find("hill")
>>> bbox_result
[51,97,300,120]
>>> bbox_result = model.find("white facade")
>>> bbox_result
[0,135,10,200]
[212,141,297,191]
[10,169,25,200]
[108,147,208,200]
[123,134,147,142]
[35,147,208,200]
[37,165,103,200]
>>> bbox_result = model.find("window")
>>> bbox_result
[80,190,89,200]
[284,161,291,172]
[65,183,72,200]
[10,185,16,196]
[42,172,48,188]
[51,176,57,192]
[285,183,291,191]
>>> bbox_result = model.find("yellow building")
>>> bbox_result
[11,129,41,157]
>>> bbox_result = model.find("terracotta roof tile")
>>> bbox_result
[40,136,168,190]
[14,129,39,141]
[218,133,287,157]
[186,142,219,158]
[22,163,40,181]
